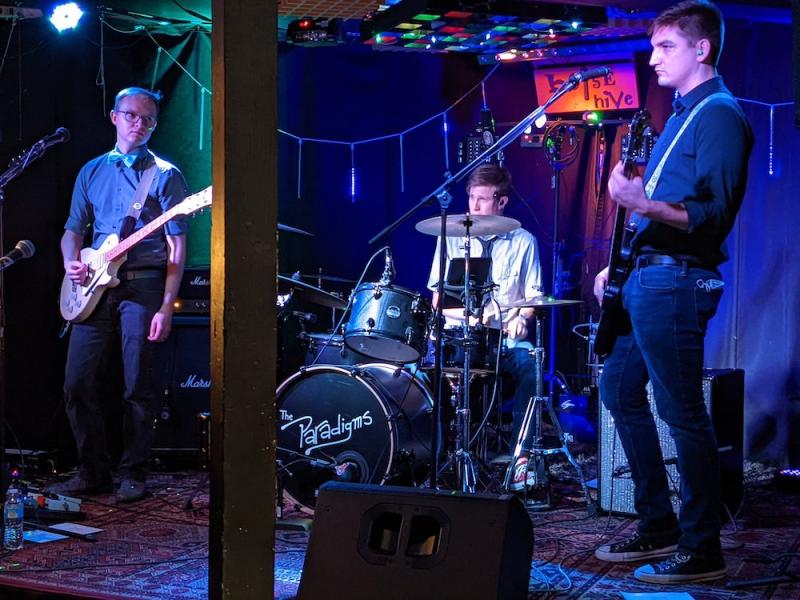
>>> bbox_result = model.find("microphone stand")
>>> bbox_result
[0,132,67,492]
[368,74,590,490]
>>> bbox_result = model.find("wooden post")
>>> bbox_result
[210,1,277,598]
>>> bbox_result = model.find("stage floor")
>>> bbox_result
[0,465,797,599]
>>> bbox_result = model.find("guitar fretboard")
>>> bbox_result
[104,204,183,262]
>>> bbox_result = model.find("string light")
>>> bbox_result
[350,144,356,203]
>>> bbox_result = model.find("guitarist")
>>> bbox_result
[592,1,752,584]
[53,87,188,503]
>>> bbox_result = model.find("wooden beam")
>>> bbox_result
[210,1,277,598]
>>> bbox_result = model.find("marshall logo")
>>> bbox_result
[190,275,210,287]
[180,374,211,389]
[280,411,373,454]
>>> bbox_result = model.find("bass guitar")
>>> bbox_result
[594,111,655,356]
[60,186,212,323]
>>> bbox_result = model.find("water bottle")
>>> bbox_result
[3,479,23,551]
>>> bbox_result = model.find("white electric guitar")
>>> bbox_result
[59,186,212,323]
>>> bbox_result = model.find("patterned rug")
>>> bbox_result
[0,472,209,599]
[275,460,800,600]
[1,466,798,599]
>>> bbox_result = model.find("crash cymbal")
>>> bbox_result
[415,213,521,237]
[294,273,357,284]
[277,275,346,309]
[501,297,583,310]
[278,223,314,237]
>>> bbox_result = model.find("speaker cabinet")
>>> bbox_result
[297,482,533,600]
[598,368,744,517]
[152,316,210,455]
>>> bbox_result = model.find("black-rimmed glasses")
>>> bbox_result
[116,110,157,128]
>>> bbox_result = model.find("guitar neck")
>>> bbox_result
[104,204,181,262]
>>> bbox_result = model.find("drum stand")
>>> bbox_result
[503,313,592,509]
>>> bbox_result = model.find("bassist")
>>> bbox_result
[54,87,188,503]
[592,0,752,585]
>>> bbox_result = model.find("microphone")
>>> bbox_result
[568,66,611,84]
[39,127,71,148]
[291,310,318,324]
[379,247,395,285]
[0,240,35,271]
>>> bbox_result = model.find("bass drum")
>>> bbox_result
[277,363,433,513]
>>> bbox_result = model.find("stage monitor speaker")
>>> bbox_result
[598,368,744,517]
[297,482,533,600]
[152,316,210,455]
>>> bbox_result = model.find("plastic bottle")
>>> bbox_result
[3,477,23,551]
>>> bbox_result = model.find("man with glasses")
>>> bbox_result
[54,87,188,502]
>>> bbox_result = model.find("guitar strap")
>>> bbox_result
[643,91,729,199]
[119,159,158,240]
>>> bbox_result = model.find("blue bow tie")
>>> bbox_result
[108,149,143,168]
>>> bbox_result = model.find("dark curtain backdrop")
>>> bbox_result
[0,18,210,454]
[277,19,799,464]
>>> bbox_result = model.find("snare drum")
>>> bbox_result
[344,283,431,363]
[423,326,503,375]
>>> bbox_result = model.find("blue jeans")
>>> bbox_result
[599,264,724,557]
[64,278,164,482]
[503,347,537,449]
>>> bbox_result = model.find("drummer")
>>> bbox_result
[427,163,543,491]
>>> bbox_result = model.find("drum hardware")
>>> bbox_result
[502,310,594,511]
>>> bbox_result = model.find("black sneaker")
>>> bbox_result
[634,551,726,584]
[116,479,146,503]
[594,531,679,563]
[46,473,113,496]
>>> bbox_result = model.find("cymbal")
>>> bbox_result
[415,213,521,237]
[293,273,357,284]
[278,223,314,237]
[501,297,583,310]
[277,275,346,309]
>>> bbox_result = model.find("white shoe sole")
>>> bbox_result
[594,543,678,563]
[634,564,727,584]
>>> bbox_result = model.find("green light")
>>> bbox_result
[583,110,604,126]
[413,13,441,21]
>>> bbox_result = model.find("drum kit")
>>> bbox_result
[276,216,591,513]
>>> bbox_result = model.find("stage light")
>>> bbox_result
[49,2,83,32]
[534,113,548,129]
[582,110,604,127]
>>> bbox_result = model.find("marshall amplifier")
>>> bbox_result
[174,266,210,314]
[598,368,744,518]
[152,315,210,460]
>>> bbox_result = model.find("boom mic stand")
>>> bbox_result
[368,68,610,490]
[0,128,70,492]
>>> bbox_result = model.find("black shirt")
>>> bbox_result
[634,76,753,267]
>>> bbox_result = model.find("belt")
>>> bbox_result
[635,254,708,270]
[121,269,164,281]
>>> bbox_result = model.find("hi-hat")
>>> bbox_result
[278,223,314,236]
[277,275,346,309]
[415,213,521,237]
[500,297,583,310]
